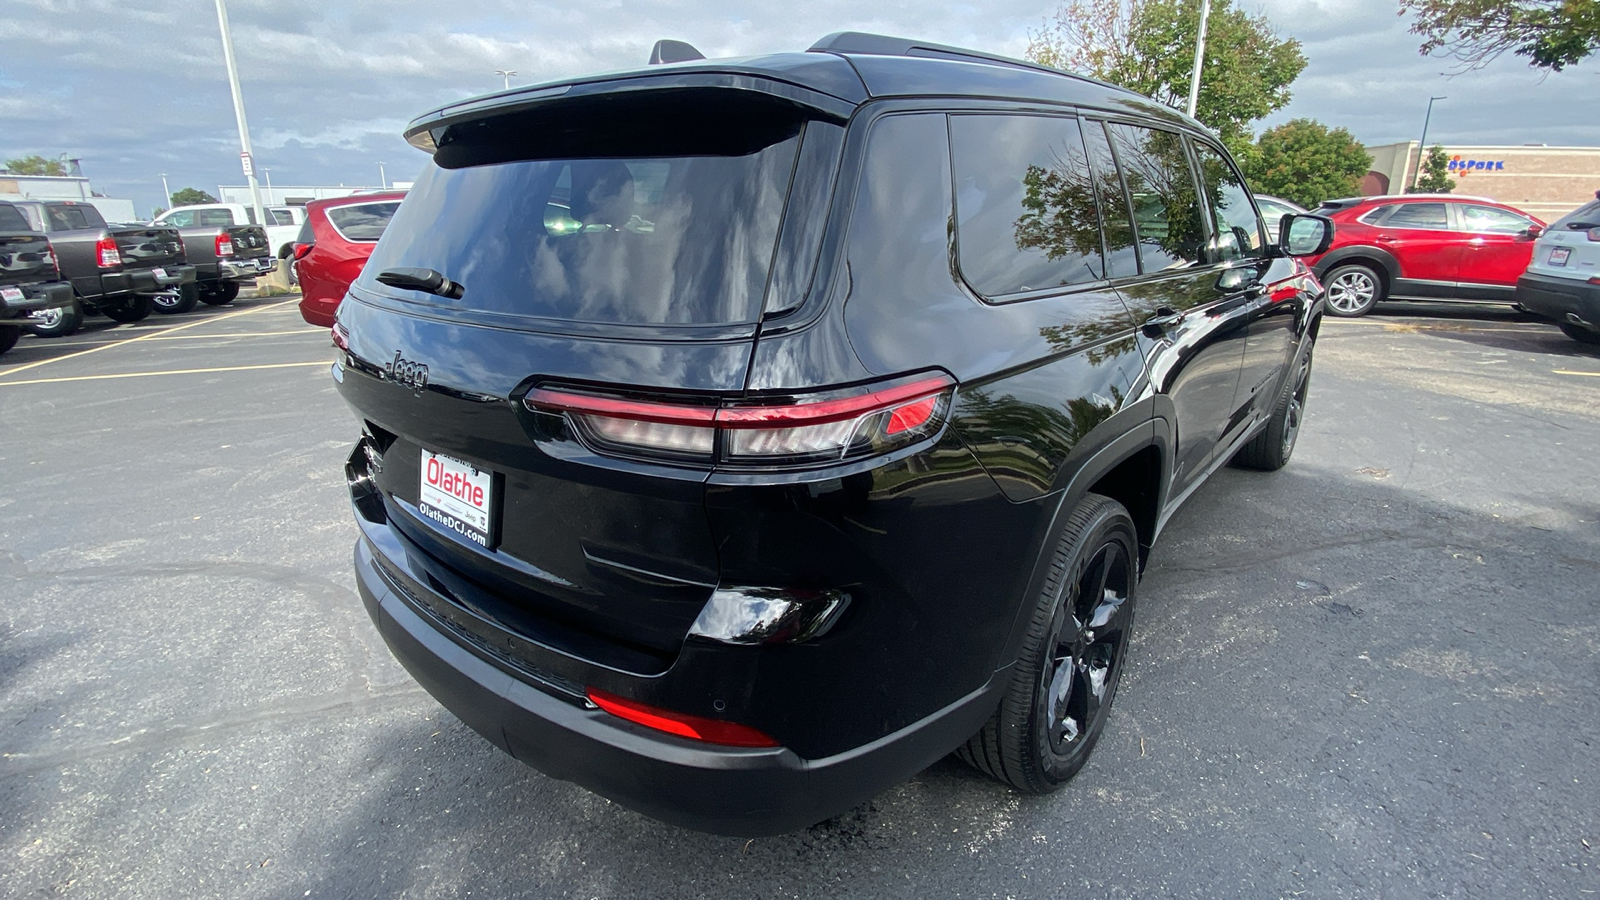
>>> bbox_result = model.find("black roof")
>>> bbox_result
[404,32,1198,152]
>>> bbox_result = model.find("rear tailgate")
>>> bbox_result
[0,232,56,287]
[226,225,271,261]
[110,226,186,271]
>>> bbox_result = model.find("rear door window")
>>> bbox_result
[361,133,801,328]
[327,202,401,242]
[1192,141,1265,263]
[949,114,1104,296]
[1105,123,1207,272]
[1380,203,1448,230]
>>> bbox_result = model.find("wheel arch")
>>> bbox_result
[1315,246,1399,289]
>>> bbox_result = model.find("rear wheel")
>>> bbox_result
[957,493,1138,792]
[1234,349,1314,471]
[29,299,83,338]
[200,281,240,305]
[1559,322,1600,345]
[0,326,19,355]
[1324,264,1384,317]
[102,294,152,323]
[150,283,199,314]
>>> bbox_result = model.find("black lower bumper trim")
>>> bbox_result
[1514,271,1600,327]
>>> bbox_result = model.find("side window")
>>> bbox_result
[164,210,195,227]
[1082,121,1139,279]
[1458,204,1532,234]
[950,114,1103,296]
[1192,141,1265,262]
[846,113,954,310]
[1106,123,1206,271]
[1382,203,1448,230]
[198,209,235,227]
[1357,204,1396,225]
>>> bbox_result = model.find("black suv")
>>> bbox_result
[336,33,1332,835]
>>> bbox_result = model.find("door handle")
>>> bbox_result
[1374,234,1396,244]
[1469,237,1486,246]
[1144,306,1185,331]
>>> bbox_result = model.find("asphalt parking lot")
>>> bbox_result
[2,297,1597,898]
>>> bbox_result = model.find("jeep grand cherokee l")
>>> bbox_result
[334,32,1332,836]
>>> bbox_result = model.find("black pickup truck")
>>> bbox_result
[148,223,275,314]
[0,201,74,356]
[10,200,196,337]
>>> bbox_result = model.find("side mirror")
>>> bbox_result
[1522,224,1544,240]
[1278,214,1335,257]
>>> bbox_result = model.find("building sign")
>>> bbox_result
[1449,155,1505,175]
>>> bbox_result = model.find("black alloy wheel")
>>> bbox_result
[200,281,241,305]
[151,283,199,315]
[102,294,153,323]
[1324,263,1384,317]
[1233,348,1314,471]
[28,299,84,338]
[958,493,1138,792]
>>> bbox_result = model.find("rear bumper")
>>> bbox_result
[299,293,339,327]
[352,517,1003,836]
[1514,271,1600,327]
[2,280,72,318]
[119,264,196,294]
[219,257,277,280]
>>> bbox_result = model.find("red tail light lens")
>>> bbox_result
[524,373,956,468]
[215,234,235,257]
[292,242,314,261]
[46,245,60,278]
[331,323,350,351]
[95,236,121,268]
[586,688,780,748]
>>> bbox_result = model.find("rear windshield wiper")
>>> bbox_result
[376,267,464,299]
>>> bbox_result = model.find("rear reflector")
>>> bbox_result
[525,373,956,468]
[586,688,780,748]
[95,236,121,268]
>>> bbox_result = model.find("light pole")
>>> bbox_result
[1185,0,1212,118]
[263,167,272,201]
[159,173,171,210]
[378,162,387,190]
[1412,95,1447,192]
[214,0,266,229]
[495,69,517,90]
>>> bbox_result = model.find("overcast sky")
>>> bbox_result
[3,0,1596,217]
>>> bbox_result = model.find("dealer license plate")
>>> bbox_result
[418,450,495,547]
[1549,247,1571,266]
[0,286,23,303]
[152,267,167,278]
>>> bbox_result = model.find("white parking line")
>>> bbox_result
[16,328,320,349]
[0,360,329,387]
[0,299,299,382]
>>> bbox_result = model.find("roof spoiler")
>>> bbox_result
[649,39,705,65]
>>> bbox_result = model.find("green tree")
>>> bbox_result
[1026,0,1307,159]
[1400,0,1600,71]
[170,187,218,206]
[4,155,67,176]
[1410,145,1456,193]
[1245,119,1372,208]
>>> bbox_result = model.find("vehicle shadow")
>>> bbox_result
[1362,302,1599,358]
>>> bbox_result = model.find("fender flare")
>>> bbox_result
[1314,246,1400,286]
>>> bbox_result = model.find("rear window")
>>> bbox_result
[0,203,32,231]
[1552,199,1600,230]
[361,121,802,328]
[327,202,401,242]
[45,204,104,231]
[198,208,235,227]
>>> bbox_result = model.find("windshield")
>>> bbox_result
[359,134,800,329]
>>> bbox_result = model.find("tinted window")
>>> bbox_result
[1082,121,1139,279]
[1552,199,1600,230]
[162,210,196,227]
[1106,124,1206,271]
[1193,142,1265,262]
[1381,203,1448,229]
[327,202,401,242]
[1458,204,1531,234]
[0,203,32,231]
[46,205,96,231]
[950,114,1103,296]
[198,209,235,227]
[362,132,800,328]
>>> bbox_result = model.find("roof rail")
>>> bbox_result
[808,31,1070,80]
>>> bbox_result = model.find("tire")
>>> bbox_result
[1234,348,1314,471]
[1323,263,1384,317]
[150,283,199,315]
[102,294,152,323]
[1559,322,1600,345]
[0,326,19,356]
[200,281,241,305]
[28,299,83,338]
[957,493,1139,792]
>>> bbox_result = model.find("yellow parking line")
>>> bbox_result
[0,360,328,387]
[1553,369,1600,377]
[0,298,298,381]
[10,329,321,350]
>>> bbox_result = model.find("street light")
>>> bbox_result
[213,0,266,230]
[378,161,387,190]
[495,69,517,90]
[1185,0,1213,118]
[1412,95,1447,192]
[263,167,272,198]
[159,173,171,209]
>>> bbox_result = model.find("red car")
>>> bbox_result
[1307,194,1546,317]
[294,192,406,327]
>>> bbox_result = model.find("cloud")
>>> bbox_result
[1,0,1594,216]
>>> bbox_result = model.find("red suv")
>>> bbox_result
[1307,194,1545,316]
[294,192,406,327]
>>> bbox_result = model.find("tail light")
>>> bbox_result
[1587,227,1600,242]
[215,234,235,257]
[586,688,779,748]
[524,372,956,469]
[292,242,314,261]
[46,244,60,278]
[331,322,350,351]
[95,236,121,268]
